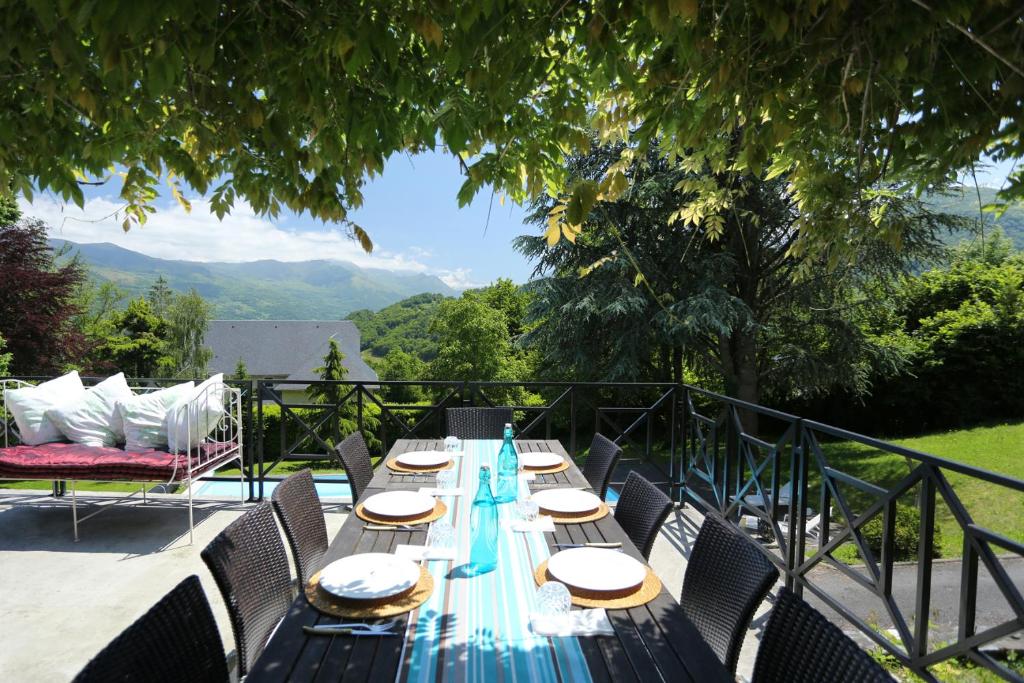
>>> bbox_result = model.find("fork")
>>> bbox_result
[303,626,399,637]
[313,620,397,632]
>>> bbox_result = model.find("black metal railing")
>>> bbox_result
[682,386,1024,681]
[2,374,1020,679]
[249,379,681,501]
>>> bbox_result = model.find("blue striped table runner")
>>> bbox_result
[397,439,593,683]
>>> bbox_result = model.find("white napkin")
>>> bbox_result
[530,609,615,637]
[394,544,457,562]
[519,471,537,481]
[417,487,466,497]
[503,516,556,533]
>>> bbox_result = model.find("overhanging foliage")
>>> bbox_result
[1,1,1020,259]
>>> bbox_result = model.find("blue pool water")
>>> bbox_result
[196,475,352,500]
[196,476,618,503]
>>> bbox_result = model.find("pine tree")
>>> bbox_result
[147,275,173,318]
[233,357,249,380]
[307,339,348,444]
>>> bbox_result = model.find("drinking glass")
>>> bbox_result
[535,581,572,616]
[515,499,539,522]
[427,521,456,549]
[444,436,461,453]
[436,469,458,490]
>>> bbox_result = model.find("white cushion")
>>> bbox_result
[117,381,195,452]
[4,372,85,445]
[167,374,226,453]
[47,373,134,447]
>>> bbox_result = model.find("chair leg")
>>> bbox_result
[187,475,194,545]
[71,480,79,542]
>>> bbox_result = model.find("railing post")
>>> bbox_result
[913,473,937,664]
[569,386,577,460]
[256,381,265,501]
[357,384,364,444]
[724,406,738,520]
[790,420,808,594]
[680,385,689,507]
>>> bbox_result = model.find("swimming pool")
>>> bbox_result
[196,475,353,500]
[196,476,618,503]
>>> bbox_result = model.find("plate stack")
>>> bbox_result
[357,490,445,525]
[307,553,434,617]
[536,548,661,608]
[518,451,566,471]
[530,489,607,522]
[388,450,453,473]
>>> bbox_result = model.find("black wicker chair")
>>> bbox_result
[581,433,621,501]
[613,471,673,559]
[445,407,513,439]
[680,514,779,673]
[335,431,374,504]
[201,503,292,677]
[73,575,228,683]
[271,468,328,585]
[752,587,893,682]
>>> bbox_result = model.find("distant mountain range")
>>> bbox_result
[51,240,457,319]
[928,186,1024,248]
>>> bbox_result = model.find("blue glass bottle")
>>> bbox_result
[495,423,518,503]
[467,465,498,575]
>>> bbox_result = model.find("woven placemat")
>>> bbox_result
[533,560,661,609]
[386,457,455,474]
[355,499,448,525]
[522,460,570,474]
[305,565,434,618]
[539,502,610,524]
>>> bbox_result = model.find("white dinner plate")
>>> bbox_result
[518,451,564,469]
[547,547,647,593]
[395,450,451,468]
[319,553,420,600]
[362,490,436,519]
[531,488,602,514]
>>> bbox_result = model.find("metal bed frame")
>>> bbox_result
[0,379,244,543]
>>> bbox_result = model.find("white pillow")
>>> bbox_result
[117,381,195,452]
[167,374,226,453]
[47,373,134,447]
[4,372,85,445]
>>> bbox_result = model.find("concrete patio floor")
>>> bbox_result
[3,488,1018,682]
[0,489,739,682]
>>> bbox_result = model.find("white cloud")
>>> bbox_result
[18,194,459,276]
[436,268,483,290]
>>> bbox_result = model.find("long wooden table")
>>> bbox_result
[247,440,730,682]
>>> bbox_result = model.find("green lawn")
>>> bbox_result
[812,421,1024,561]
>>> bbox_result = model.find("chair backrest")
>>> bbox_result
[613,471,672,559]
[445,407,513,439]
[581,433,622,501]
[680,514,779,673]
[335,431,374,504]
[752,587,893,683]
[201,503,292,676]
[271,468,328,585]
[74,575,228,683]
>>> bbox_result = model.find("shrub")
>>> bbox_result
[858,504,942,562]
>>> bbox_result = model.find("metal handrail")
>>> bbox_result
[4,374,1021,678]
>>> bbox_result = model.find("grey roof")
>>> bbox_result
[206,320,378,389]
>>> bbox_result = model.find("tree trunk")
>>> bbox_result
[720,329,760,435]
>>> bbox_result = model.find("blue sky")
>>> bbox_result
[20,150,1018,290]
[24,150,538,289]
